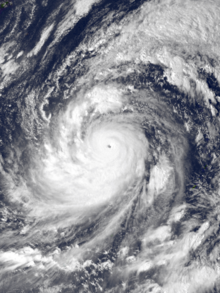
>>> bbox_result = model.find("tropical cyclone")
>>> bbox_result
[2,0,220,291]
[29,82,187,220]
[32,85,149,207]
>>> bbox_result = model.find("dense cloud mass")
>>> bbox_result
[1,0,220,292]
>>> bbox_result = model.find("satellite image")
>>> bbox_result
[0,0,220,292]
